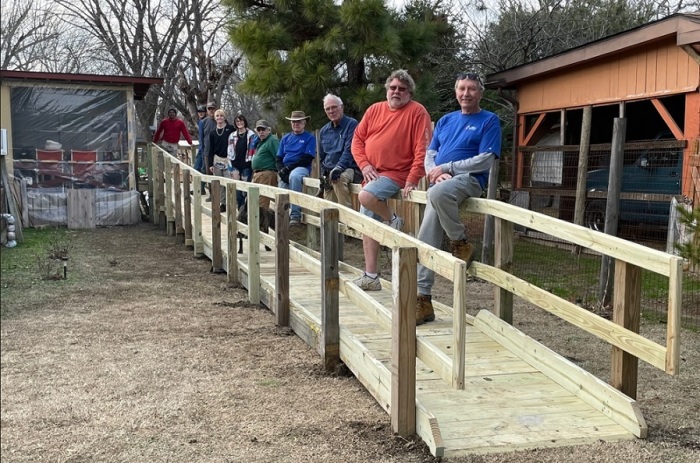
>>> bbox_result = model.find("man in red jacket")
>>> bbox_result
[153,108,192,155]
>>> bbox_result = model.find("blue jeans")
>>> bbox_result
[278,166,310,221]
[235,167,252,209]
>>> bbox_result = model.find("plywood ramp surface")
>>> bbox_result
[190,203,643,457]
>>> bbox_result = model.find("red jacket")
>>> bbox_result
[153,118,192,144]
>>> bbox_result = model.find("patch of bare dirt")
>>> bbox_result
[1,223,698,462]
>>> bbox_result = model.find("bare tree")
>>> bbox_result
[53,0,242,139]
[1,0,61,70]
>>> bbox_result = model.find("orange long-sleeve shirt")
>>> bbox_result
[351,100,432,187]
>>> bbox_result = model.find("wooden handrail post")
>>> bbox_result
[173,163,183,243]
[391,246,417,436]
[226,183,238,284]
[321,208,340,372]
[165,156,174,236]
[247,187,261,304]
[275,193,290,326]
[610,259,641,399]
[494,217,514,324]
[155,151,165,227]
[147,144,155,224]
[183,170,193,246]
[211,179,223,272]
[192,173,204,256]
[452,260,467,389]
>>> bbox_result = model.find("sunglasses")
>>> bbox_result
[256,127,268,132]
[388,85,408,92]
[457,72,483,84]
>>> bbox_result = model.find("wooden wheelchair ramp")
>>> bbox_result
[205,232,646,458]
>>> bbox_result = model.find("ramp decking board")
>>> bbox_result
[188,199,641,457]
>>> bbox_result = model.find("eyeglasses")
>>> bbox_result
[457,72,483,84]
[324,105,340,112]
[256,127,268,132]
[388,85,408,92]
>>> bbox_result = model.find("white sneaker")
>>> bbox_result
[352,273,382,291]
[386,214,403,231]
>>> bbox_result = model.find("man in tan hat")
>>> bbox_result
[276,110,316,225]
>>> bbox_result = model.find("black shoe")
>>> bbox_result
[220,204,226,213]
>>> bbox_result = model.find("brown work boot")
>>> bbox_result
[450,239,474,264]
[416,295,435,325]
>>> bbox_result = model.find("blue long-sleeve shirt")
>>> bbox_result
[319,115,359,172]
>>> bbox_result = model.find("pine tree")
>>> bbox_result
[223,0,461,128]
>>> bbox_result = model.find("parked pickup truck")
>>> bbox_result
[584,131,684,231]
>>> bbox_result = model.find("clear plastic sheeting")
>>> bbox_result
[27,188,141,227]
[10,85,129,190]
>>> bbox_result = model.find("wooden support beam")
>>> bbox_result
[192,173,204,256]
[320,208,340,372]
[494,217,514,324]
[211,179,223,272]
[276,193,290,326]
[226,183,238,284]
[651,98,683,140]
[183,170,192,244]
[574,105,592,227]
[610,260,641,399]
[391,246,417,437]
[247,187,260,304]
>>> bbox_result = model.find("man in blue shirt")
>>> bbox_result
[416,72,502,325]
[194,105,207,194]
[318,94,360,209]
[276,110,317,225]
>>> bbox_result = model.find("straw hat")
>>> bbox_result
[285,111,310,121]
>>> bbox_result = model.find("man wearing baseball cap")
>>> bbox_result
[201,101,218,197]
[194,105,208,193]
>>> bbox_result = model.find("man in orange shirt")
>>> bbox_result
[351,69,432,291]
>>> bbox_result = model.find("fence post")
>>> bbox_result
[155,151,165,227]
[494,217,514,324]
[481,159,500,265]
[165,156,174,236]
[183,170,192,245]
[599,117,627,304]
[211,179,223,272]
[321,208,340,372]
[391,246,417,436]
[610,259,641,399]
[452,260,467,390]
[247,187,261,304]
[173,163,183,243]
[226,183,238,284]
[192,173,204,256]
[148,144,155,224]
[276,193,290,326]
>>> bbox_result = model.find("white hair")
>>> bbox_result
[323,93,343,107]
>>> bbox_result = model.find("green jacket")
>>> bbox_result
[252,134,279,171]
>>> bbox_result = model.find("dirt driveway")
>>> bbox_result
[1,223,698,462]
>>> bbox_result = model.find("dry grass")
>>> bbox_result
[1,224,698,462]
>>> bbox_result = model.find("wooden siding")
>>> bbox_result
[518,38,700,114]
